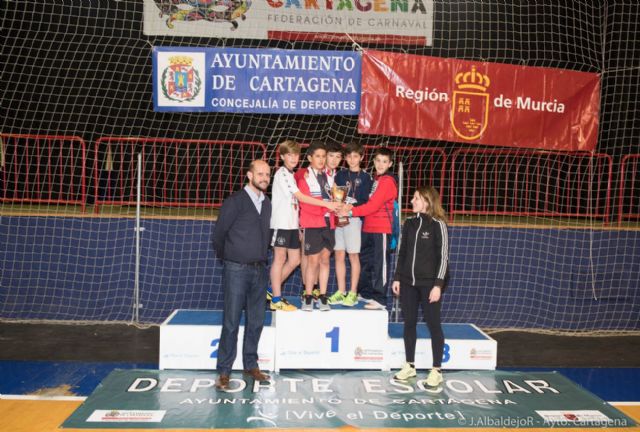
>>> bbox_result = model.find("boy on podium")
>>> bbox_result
[269,140,339,311]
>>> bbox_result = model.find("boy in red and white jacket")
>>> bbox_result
[341,147,398,310]
[295,142,343,299]
[297,142,339,311]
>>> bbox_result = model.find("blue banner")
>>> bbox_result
[153,47,361,115]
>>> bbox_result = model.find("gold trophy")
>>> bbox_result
[329,184,351,227]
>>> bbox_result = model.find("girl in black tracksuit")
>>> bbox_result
[392,185,449,385]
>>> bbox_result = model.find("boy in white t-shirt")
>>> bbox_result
[269,140,339,311]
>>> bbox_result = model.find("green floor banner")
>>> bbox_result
[63,369,636,429]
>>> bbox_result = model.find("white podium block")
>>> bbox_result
[385,323,497,370]
[159,309,497,373]
[159,310,275,371]
[274,304,388,371]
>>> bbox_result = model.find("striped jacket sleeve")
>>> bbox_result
[434,218,449,289]
[393,220,410,283]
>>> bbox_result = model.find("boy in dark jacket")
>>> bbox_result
[340,146,398,310]
[329,141,372,307]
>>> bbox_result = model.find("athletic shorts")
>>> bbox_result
[334,217,362,253]
[302,227,335,255]
[271,229,301,249]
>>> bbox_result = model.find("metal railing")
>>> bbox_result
[93,137,267,213]
[449,149,612,222]
[1,133,624,224]
[0,133,87,211]
[618,154,640,224]
[393,146,446,212]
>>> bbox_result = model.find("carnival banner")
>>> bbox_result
[143,0,433,46]
[358,50,601,151]
[153,47,360,114]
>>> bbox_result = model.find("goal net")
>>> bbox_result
[0,1,638,332]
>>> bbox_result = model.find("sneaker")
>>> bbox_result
[342,292,358,307]
[364,299,386,310]
[393,362,417,380]
[281,297,294,306]
[425,368,443,387]
[301,295,314,311]
[318,294,331,311]
[270,299,297,311]
[266,288,273,301]
[328,291,346,305]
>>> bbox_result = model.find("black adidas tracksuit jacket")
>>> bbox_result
[393,213,449,289]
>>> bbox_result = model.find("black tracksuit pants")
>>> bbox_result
[399,283,445,368]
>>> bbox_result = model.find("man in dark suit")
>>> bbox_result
[212,159,272,390]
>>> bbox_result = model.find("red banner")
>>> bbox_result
[358,50,600,151]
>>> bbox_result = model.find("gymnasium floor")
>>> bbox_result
[0,323,639,431]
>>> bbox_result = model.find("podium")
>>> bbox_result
[159,307,496,371]
[385,323,496,370]
[274,305,388,371]
[159,310,276,371]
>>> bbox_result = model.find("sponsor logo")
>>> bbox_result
[87,409,166,423]
[420,230,430,239]
[153,0,251,30]
[162,353,199,359]
[354,346,384,361]
[470,348,494,360]
[450,66,490,140]
[281,349,321,356]
[161,55,202,102]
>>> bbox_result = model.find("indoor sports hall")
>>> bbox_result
[1,1,639,431]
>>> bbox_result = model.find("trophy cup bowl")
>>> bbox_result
[331,184,351,227]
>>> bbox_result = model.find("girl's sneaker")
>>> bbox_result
[393,362,417,380]
[425,368,443,387]
[342,292,358,307]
